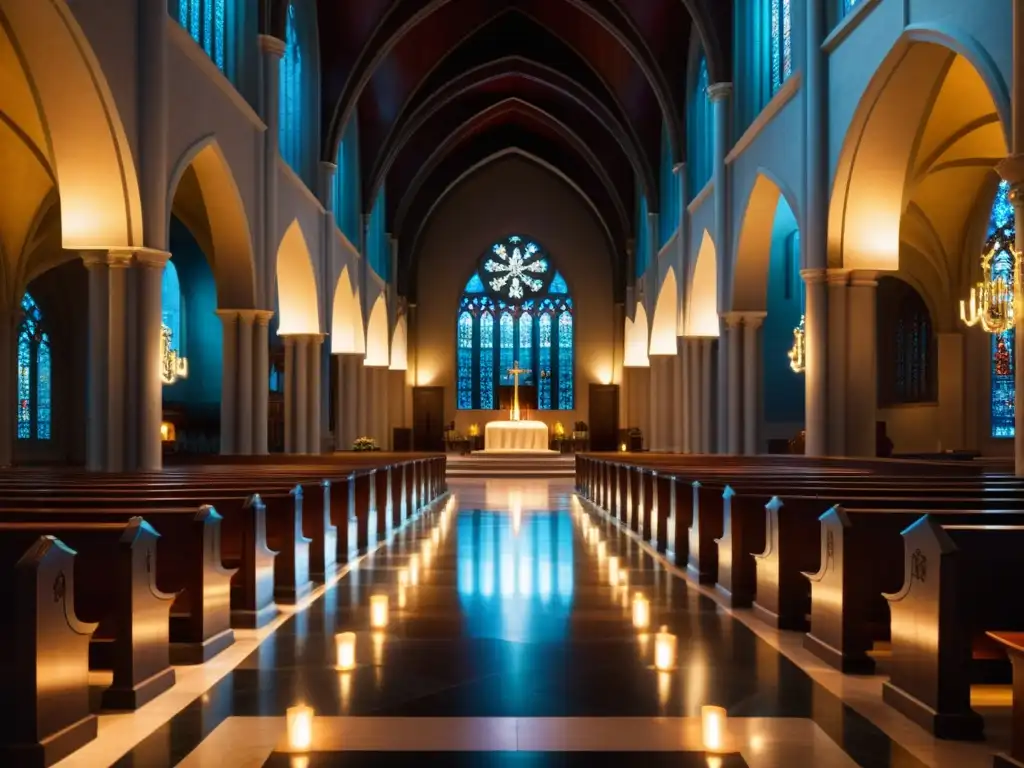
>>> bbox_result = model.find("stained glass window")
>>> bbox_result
[456,236,573,410]
[843,0,860,14]
[689,56,713,197]
[162,259,183,354]
[279,2,305,178]
[991,181,1016,438]
[539,313,553,410]
[479,312,494,409]
[518,313,534,385]
[770,0,793,95]
[17,293,50,441]
[877,277,935,407]
[175,0,228,73]
[557,312,574,410]
[457,311,474,409]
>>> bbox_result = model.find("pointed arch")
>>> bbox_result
[649,266,679,356]
[390,315,408,371]
[624,302,650,367]
[364,294,389,367]
[733,171,801,312]
[686,230,719,337]
[167,136,257,308]
[0,0,143,248]
[330,265,361,354]
[275,219,320,334]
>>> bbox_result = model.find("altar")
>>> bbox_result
[484,420,550,452]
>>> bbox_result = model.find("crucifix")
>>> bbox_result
[507,360,531,421]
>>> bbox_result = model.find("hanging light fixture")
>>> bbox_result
[787,315,806,374]
[160,324,189,384]
[961,245,1020,334]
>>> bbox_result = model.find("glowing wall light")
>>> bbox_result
[335,631,356,671]
[632,593,650,629]
[702,705,728,752]
[655,626,677,670]
[370,594,389,629]
[286,704,314,750]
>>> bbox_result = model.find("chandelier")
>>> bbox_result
[960,246,1019,334]
[788,315,806,374]
[161,324,189,384]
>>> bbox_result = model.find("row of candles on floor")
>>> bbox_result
[573,499,729,756]
[286,497,457,753]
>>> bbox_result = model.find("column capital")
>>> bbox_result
[708,82,733,102]
[997,154,1024,189]
[849,269,879,288]
[826,268,852,286]
[739,311,767,329]
[722,312,745,329]
[134,248,172,268]
[235,309,261,326]
[215,309,240,325]
[254,310,274,326]
[258,34,286,58]
[81,250,133,270]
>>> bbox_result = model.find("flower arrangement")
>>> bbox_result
[353,436,378,452]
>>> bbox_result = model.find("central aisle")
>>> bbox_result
[110,478,925,767]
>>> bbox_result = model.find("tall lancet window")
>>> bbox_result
[456,235,574,410]
[175,0,228,73]
[162,259,184,356]
[279,1,305,178]
[990,180,1016,438]
[17,293,51,441]
[770,0,793,95]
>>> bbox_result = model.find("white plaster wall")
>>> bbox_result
[687,193,715,288]
[275,161,329,324]
[415,156,616,434]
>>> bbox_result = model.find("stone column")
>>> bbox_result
[709,82,733,455]
[700,338,714,453]
[742,313,766,455]
[674,337,687,453]
[216,310,239,455]
[649,357,662,451]
[307,335,324,454]
[827,270,850,456]
[253,311,273,455]
[937,333,965,452]
[0,306,19,466]
[846,271,878,457]
[801,269,828,456]
[293,335,310,453]
[680,339,693,453]
[259,35,285,308]
[83,251,132,471]
[725,314,743,454]
[338,354,360,450]
[356,361,370,442]
[139,0,168,251]
[135,250,170,471]
[236,311,255,455]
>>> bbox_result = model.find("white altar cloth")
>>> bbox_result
[483,420,550,452]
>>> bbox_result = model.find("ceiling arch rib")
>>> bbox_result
[397,125,628,297]
[369,59,649,209]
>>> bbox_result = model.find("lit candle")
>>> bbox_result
[335,631,356,671]
[286,704,314,750]
[654,626,677,671]
[702,705,727,752]
[632,593,650,629]
[607,556,619,585]
[370,594,389,629]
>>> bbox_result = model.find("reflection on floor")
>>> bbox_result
[57,478,983,767]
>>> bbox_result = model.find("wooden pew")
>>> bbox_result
[882,517,1024,740]
[0,536,97,767]
[987,632,1024,767]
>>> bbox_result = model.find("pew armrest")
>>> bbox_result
[988,631,1024,658]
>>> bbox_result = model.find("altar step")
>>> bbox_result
[446,454,577,479]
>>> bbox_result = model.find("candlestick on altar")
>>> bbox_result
[506,360,531,421]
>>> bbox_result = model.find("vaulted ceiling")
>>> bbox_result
[263,0,731,296]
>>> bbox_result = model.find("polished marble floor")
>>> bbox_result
[60,479,988,766]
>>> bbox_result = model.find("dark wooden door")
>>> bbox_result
[412,386,445,451]
[588,384,620,451]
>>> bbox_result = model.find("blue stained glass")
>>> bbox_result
[465,274,485,293]
[770,0,792,95]
[17,329,30,439]
[518,313,534,385]
[202,0,212,55]
[480,313,494,409]
[36,334,50,440]
[457,312,473,410]
[499,313,514,385]
[213,0,226,70]
[843,0,860,13]
[557,312,573,410]
[162,260,183,353]
[990,181,1017,438]
[549,272,568,294]
[539,314,552,410]
[176,1,226,74]
[279,3,304,177]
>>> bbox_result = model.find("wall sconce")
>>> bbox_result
[286,704,314,751]
[335,632,356,671]
[787,315,805,374]
[654,626,676,670]
[370,594,389,629]
[607,556,620,585]
[961,246,1019,333]
[702,705,728,752]
[632,593,650,629]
